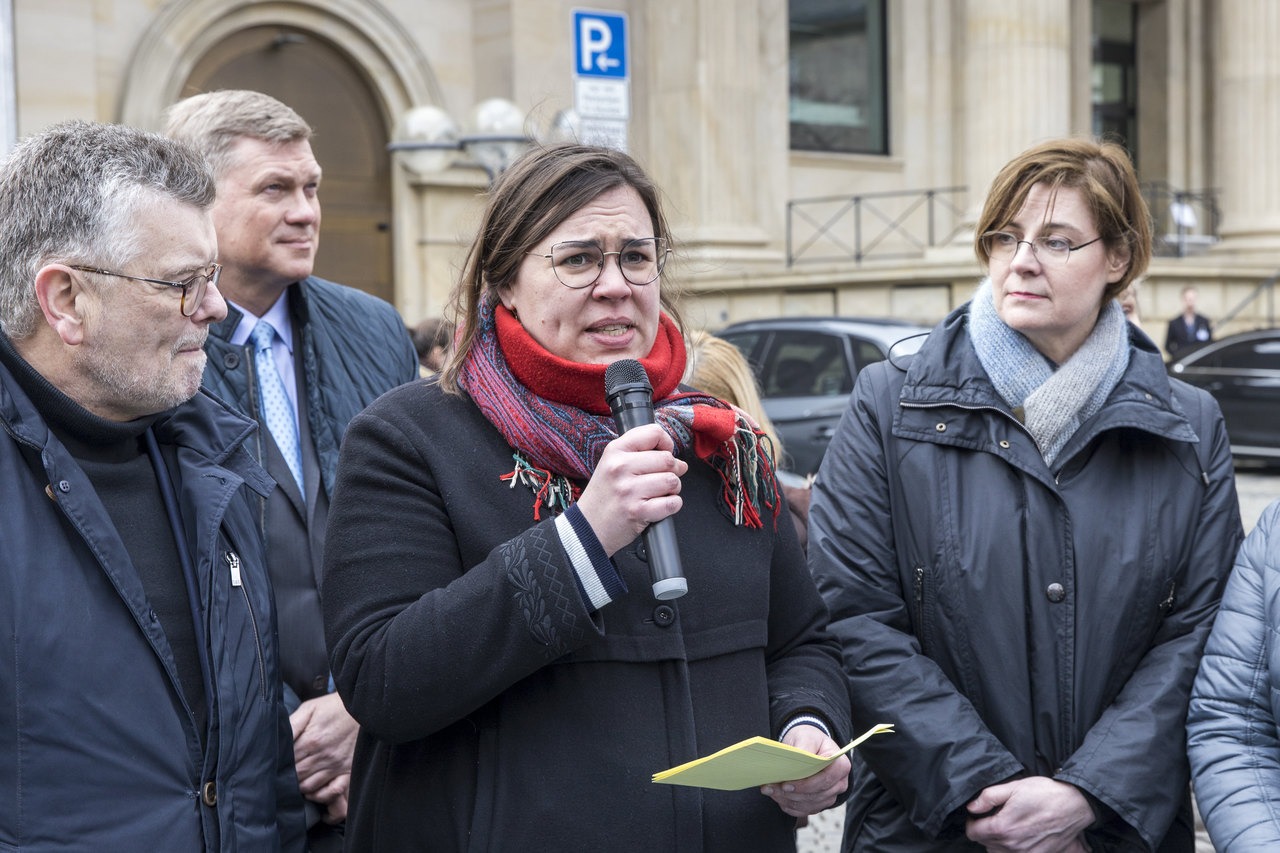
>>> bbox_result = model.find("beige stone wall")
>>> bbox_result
[9,0,1278,337]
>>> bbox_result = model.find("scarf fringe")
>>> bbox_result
[500,452,580,520]
[705,418,781,529]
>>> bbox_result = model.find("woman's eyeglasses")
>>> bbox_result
[527,237,669,289]
[980,231,1102,266]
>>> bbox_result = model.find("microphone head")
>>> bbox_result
[604,358,651,397]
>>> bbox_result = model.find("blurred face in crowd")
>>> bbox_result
[501,184,662,366]
[69,197,225,420]
[989,183,1129,364]
[211,136,321,302]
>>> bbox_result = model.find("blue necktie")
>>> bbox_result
[251,321,304,497]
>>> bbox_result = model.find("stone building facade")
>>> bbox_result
[5,0,1277,339]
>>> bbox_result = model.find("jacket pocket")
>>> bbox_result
[226,549,268,703]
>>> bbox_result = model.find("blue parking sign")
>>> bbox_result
[574,10,627,79]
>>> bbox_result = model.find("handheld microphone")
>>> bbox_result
[603,359,688,600]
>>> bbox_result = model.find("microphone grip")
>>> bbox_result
[644,518,687,600]
[604,364,687,600]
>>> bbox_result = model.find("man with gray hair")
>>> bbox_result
[164,90,417,849]
[0,119,305,849]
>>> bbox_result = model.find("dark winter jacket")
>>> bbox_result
[201,274,418,499]
[809,305,1242,852]
[0,357,306,850]
[323,380,852,852]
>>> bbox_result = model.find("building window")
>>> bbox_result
[789,0,887,155]
[1091,0,1137,163]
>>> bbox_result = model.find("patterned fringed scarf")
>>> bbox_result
[458,296,780,527]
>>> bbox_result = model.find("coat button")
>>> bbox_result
[1046,583,1066,603]
[312,675,328,693]
[58,480,71,493]
[652,605,676,627]
[201,780,217,806]
[635,540,649,562]
[222,352,240,369]
[935,423,947,432]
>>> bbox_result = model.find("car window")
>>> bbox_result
[763,331,851,397]
[1216,340,1280,370]
[719,331,765,373]
[850,337,886,371]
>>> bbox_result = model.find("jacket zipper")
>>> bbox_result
[226,550,268,702]
[913,566,929,653]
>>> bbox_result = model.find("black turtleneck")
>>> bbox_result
[0,334,207,738]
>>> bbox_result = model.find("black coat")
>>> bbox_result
[323,380,851,852]
[809,306,1242,852]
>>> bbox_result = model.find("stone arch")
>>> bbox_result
[118,0,448,306]
[119,0,444,132]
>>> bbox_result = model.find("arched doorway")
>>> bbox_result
[182,26,393,304]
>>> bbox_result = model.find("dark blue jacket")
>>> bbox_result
[0,358,306,850]
[201,275,418,499]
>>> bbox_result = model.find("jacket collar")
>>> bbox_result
[209,277,312,345]
[899,301,1199,447]
[0,346,272,498]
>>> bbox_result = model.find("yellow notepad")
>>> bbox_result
[652,723,894,791]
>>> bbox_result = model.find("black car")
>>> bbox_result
[719,316,931,475]
[1168,328,1280,460]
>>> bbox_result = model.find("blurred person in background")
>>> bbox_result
[165,89,418,850]
[1119,278,1143,330]
[410,315,452,376]
[322,142,852,851]
[0,120,304,850]
[1165,285,1212,358]
[810,137,1242,852]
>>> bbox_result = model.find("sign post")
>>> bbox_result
[572,10,629,151]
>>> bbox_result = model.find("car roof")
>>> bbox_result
[1169,327,1280,367]
[719,315,933,347]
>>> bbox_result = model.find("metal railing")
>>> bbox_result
[1218,270,1279,330]
[784,182,1222,266]
[786,186,967,266]
[1139,182,1221,258]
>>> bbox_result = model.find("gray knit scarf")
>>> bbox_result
[968,278,1129,466]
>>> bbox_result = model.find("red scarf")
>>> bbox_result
[458,298,778,525]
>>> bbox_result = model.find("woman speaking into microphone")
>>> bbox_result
[321,143,851,852]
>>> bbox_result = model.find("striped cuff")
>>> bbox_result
[779,714,832,743]
[555,505,627,611]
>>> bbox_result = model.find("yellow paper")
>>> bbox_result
[652,723,894,791]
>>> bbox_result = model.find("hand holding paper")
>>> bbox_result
[652,722,894,791]
[761,724,854,819]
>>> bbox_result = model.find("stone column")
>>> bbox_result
[640,0,783,266]
[1214,0,1280,252]
[960,3,1074,216]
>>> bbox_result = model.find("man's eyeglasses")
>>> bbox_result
[980,231,1102,267]
[527,237,669,289]
[70,263,222,317]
